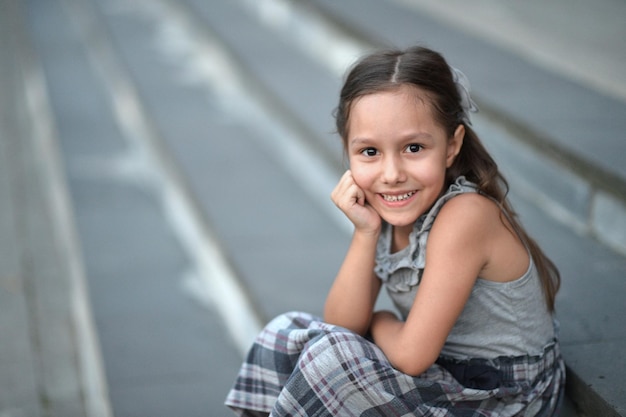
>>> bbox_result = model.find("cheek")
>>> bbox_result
[411,156,447,179]
[349,162,375,191]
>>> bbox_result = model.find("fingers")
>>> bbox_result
[331,171,381,233]
[331,170,363,209]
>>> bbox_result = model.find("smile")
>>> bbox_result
[381,191,417,202]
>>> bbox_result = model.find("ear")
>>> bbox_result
[446,124,465,168]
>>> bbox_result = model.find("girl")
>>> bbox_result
[225,46,565,416]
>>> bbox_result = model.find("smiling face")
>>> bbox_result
[347,85,464,240]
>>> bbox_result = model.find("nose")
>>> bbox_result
[381,155,406,184]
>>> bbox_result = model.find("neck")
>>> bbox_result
[391,224,413,252]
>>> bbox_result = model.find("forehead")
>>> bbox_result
[351,85,430,111]
[347,85,437,132]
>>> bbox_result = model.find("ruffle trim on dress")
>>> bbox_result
[374,176,478,292]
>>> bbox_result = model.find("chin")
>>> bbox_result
[381,215,419,229]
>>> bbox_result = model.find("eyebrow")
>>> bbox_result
[349,137,374,146]
[350,132,435,146]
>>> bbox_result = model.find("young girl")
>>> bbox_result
[225,46,565,416]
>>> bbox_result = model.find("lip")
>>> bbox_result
[378,190,418,206]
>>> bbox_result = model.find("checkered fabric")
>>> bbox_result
[225,312,565,417]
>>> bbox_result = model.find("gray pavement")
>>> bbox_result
[1,0,625,416]
[0,0,111,415]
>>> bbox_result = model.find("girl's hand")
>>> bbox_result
[331,170,381,234]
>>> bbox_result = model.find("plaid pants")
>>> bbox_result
[225,312,565,417]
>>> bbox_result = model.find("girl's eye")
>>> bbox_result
[361,147,378,157]
[405,143,423,153]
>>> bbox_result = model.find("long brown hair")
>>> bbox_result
[334,46,560,311]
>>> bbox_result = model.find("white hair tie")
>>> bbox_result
[450,67,479,125]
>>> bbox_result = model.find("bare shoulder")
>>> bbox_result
[426,193,505,267]
[433,192,500,234]
[433,192,529,281]
[427,193,496,259]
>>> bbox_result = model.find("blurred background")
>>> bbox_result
[1,0,625,416]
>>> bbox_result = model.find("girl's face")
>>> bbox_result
[346,85,464,237]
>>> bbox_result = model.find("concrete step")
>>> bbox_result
[0,1,111,415]
[19,0,251,414]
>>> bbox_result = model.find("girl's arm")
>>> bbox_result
[324,229,382,335]
[324,170,382,335]
[370,193,492,376]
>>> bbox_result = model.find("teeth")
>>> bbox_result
[382,191,416,202]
